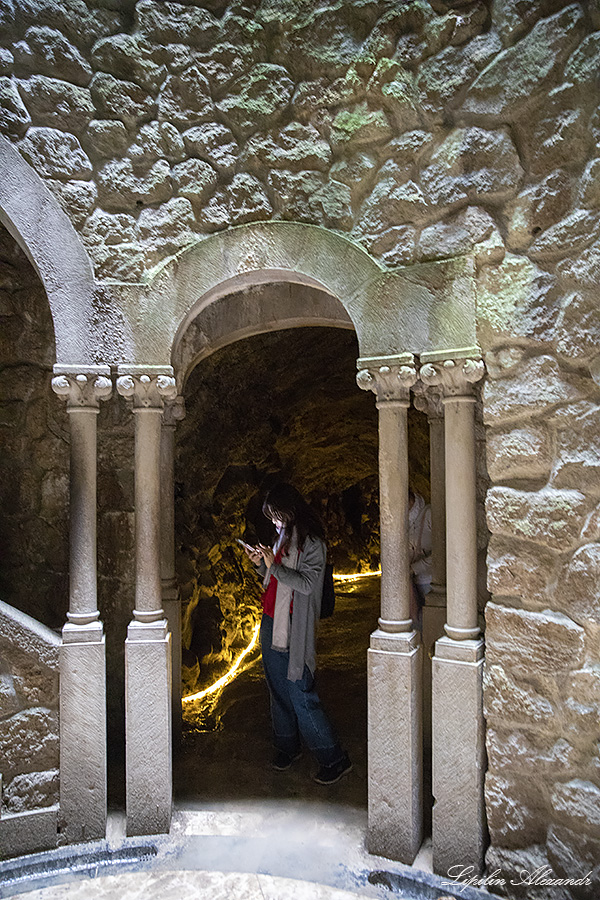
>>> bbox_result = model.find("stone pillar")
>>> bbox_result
[51,366,112,843]
[357,355,422,864]
[161,396,185,744]
[420,355,486,875]
[117,367,177,837]
[411,385,447,751]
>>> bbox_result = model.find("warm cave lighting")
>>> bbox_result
[182,619,261,704]
[333,570,381,584]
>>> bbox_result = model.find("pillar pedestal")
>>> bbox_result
[432,636,485,874]
[59,621,106,843]
[368,630,423,863]
[125,619,172,836]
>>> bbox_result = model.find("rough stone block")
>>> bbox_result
[46,179,97,229]
[547,824,600,896]
[551,779,600,831]
[14,25,92,86]
[422,126,523,207]
[554,290,600,360]
[16,75,94,133]
[477,258,561,350]
[486,487,590,551]
[485,603,585,677]
[217,64,294,138]
[3,768,58,813]
[129,121,186,167]
[18,127,92,180]
[0,707,59,780]
[417,206,502,264]
[557,544,600,626]
[462,5,585,121]
[91,35,166,94]
[136,0,219,49]
[487,728,581,778]
[506,169,572,253]
[486,536,557,605]
[487,424,552,482]
[484,662,555,726]
[82,119,129,160]
[486,844,573,900]
[0,75,31,138]
[529,209,600,263]
[172,158,218,207]
[486,772,548,848]
[553,408,600,492]
[91,72,155,129]
[483,356,585,426]
[182,122,238,176]
[96,158,172,211]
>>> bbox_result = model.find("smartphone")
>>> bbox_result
[236,538,258,552]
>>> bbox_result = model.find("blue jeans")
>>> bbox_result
[260,615,343,767]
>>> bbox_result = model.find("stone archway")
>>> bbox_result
[113,224,484,866]
[0,135,96,365]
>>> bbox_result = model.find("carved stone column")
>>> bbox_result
[161,396,185,743]
[419,354,486,875]
[411,384,447,767]
[117,367,177,836]
[357,354,422,864]
[51,365,112,843]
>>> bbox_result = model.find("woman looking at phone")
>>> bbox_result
[243,483,351,785]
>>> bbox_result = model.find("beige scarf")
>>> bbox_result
[264,528,298,652]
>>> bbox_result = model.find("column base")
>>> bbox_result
[125,619,172,837]
[162,594,182,744]
[59,621,107,844]
[367,629,423,864]
[432,636,486,876]
[422,601,446,753]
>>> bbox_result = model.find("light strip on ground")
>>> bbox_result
[182,619,261,704]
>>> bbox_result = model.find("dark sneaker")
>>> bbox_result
[271,750,301,772]
[314,752,352,785]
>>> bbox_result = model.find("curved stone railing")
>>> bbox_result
[0,600,60,859]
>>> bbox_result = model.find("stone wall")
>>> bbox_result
[0,600,60,822]
[0,0,597,284]
[0,0,599,887]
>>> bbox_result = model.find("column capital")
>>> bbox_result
[162,395,186,427]
[51,366,112,409]
[356,354,417,404]
[419,357,485,399]
[411,381,444,419]
[116,368,177,409]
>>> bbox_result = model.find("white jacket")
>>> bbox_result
[408,493,432,592]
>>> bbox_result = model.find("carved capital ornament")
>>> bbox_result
[419,357,485,399]
[116,373,178,409]
[51,372,112,409]
[356,356,417,406]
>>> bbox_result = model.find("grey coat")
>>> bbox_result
[260,534,326,682]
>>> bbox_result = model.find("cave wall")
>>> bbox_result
[176,318,430,694]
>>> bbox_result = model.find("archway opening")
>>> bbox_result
[0,223,67,630]
[171,286,431,816]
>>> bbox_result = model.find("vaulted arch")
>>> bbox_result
[0,135,96,363]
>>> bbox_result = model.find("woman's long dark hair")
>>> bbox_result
[262,483,325,555]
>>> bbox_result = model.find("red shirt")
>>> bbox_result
[261,547,293,617]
